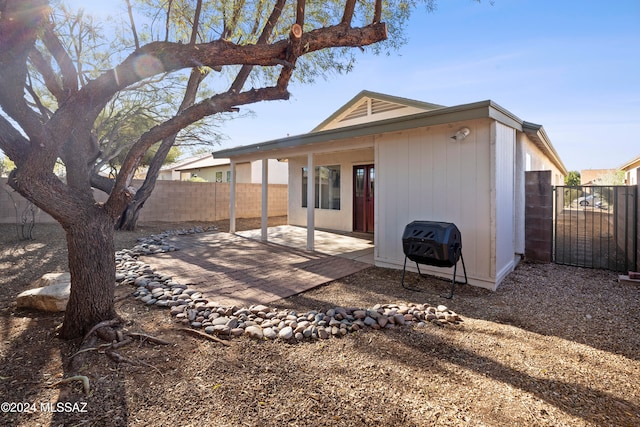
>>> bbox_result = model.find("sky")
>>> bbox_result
[60,0,640,172]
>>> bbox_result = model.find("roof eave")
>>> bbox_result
[215,100,518,159]
[522,121,568,175]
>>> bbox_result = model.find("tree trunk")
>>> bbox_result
[58,211,117,340]
[117,196,145,231]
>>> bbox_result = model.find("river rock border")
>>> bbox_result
[116,227,463,341]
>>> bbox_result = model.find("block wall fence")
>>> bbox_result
[0,178,287,224]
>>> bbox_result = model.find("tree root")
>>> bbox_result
[179,327,231,346]
[70,343,112,359]
[129,332,172,345]
[105,349,163,376]
[82,318,122,343]
[50,375,90,395]
[71,321,172,377]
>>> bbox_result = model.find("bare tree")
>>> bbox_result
[0,0,391,339]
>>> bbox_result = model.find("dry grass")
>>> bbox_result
[0,219,639,426]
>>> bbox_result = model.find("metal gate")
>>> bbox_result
[553,185,637,272]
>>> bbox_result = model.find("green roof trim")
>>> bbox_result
[214,99,520,159]
[214,98,566,177]
[522,121,568,175]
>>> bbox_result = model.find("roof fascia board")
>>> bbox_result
[522,121,568,175]
[215,100,502,159]
[227,137,375,163]
[487,100,523,130]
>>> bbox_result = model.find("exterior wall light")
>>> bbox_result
[451,127,471,141]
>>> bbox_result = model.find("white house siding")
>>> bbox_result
[493,122,518,286]
[288,147,374,231]
[522,134,564,185]
[375,119,498,290]
[250,159,289,184]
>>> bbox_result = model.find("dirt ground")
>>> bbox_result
[0,218,639,427]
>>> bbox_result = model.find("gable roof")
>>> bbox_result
[214,92,567,175]
[311,90,445,132]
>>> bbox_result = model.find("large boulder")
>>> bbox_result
[16,272,70,312]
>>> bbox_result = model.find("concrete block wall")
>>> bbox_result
[525,170,553,262]
[1,178,288,224]
[636,169,640,272]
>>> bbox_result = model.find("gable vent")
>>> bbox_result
[340,98,408,123]
[340,100,369,121]
[371,99,406,114]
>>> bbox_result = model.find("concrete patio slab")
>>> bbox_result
[236,225,375,264]
[139,228,372,308]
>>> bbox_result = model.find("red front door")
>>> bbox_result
[353,164,375,233]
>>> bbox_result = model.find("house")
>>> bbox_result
[580,168,624,185]
[214,91,567,290]
[620,154,640,186]
[159,154,288,184]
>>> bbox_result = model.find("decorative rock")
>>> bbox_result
[16,273,71,312]
[211,316,230,326]
[245,326,264,339]
[250,304,269,314]
[213,325,231,335]
[263,327,277,340]
[393,314,406,325]
[353,310,367,319]
[230,328,245,337]
[377,316,388,328]
[114,225,467,344]
[278,326,294,340]
[363,316,377,327]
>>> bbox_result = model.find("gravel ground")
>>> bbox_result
[0,219,639,427]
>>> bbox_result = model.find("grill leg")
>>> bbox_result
[443,252,468,299]
[401,256,409,289]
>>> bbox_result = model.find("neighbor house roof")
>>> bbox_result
[619,154,640,171]
[174,155,230,172]
[214,92,567,175]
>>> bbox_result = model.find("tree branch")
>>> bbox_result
[41,22,79,98]
[0,0,49,141]
[229,0,287,94]
[342,0,356,25]
[0,116,30,165]
[189,0,203,45]
[125,0,140,49]
[84,21,387,119]
[28,47,66,101]
[104,86,289,216]
[374,0,382,24]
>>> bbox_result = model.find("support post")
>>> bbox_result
[261,158,269,241]
[307,153,315,251]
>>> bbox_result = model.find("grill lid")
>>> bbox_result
[402,221,462,268]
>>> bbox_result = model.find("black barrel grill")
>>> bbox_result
[401,221,467,298]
